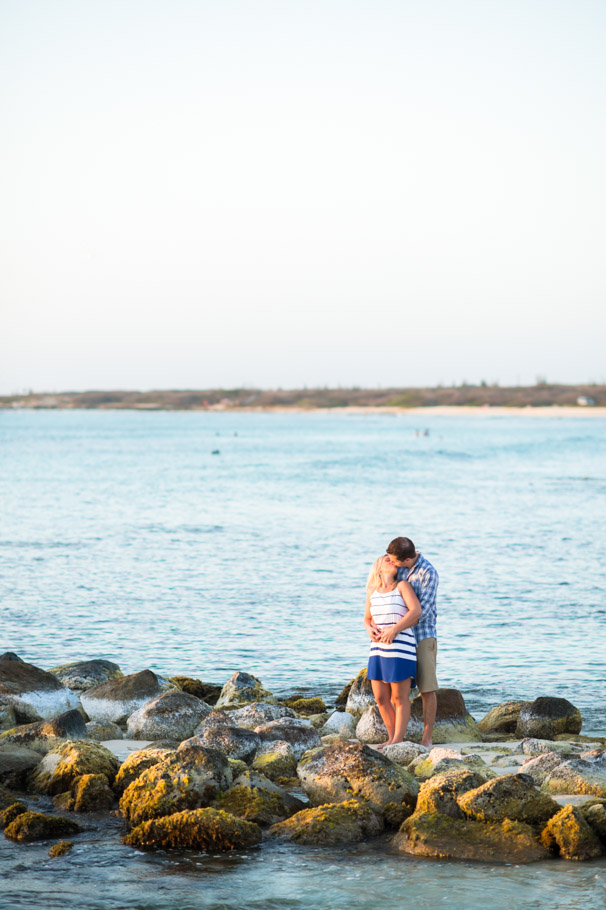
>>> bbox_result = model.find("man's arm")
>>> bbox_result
[416,567,439,622]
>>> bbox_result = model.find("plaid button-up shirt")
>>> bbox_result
[398,553,439,643]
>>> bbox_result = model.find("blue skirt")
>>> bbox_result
[367,655,416,685]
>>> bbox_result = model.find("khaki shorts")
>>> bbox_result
[416,638,438,693]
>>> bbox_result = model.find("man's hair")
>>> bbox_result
[387,537,416,561]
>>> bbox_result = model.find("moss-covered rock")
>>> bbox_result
[542,752,606,798]
[477,701,529,736]
[270,798,384,845]
[4,811,82,843]
[29,740,119,795]
[212,770,305,826]
[516,697,582,740]
[49,840,73,857]
[415,768,489,819]
[411,748,494,782]
[297,740,418,827]
[119,743,234,829]
[215,672,276,709]
[251,741,298,784]
[394,812,550,863]
[407,689,482,744]
[126,690,211,742]
[458,774,561,826]
[193,713,261,761]
[581,800,606,841]
[123,807,261,851]
[540,804,603,860]
[170,678,222,705]
[1,801,27,829]
[0,709,88,755]
[113,746,176,795]
[71,773,115,812]
[281,696,327,716]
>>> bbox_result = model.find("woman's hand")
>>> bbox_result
[379,627,398,644]
[365,621,382,641]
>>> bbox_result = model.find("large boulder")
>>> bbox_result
[382,742,428,767]
[355,705,388,744]
[320,711,357,738]
[4,811,82,843]
[541,751,606,798]
[215,672,276,709]
[0,710,88,754]
[29,741,119,795]
[541,804,603,861]
[281,696,327,717]
[0,658,80,722]
[0,743,42,785]
[477,701,529,737]
[81,670,173,724]
[516,697,582,740]
[119,743,235,828]
[55,773,115,813]
[270,798,383,845]
[394,812,550,863]
[255,718,322,759]
[211,770,305,826]
[48,660,123,692]
[226,703,295,730]
[344,669,375,717]
[407,689,482,744]
[113,745,176,795]
[458,774,561,826]
[297,741,418,827]
[251,741,298,784]
[126,690,211,741]
[415,768,489,819]
[192,712,261,761]
[123,807,262,851]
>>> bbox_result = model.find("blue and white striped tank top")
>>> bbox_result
[369,586,417,662]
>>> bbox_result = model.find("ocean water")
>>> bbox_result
[1,409,605,908]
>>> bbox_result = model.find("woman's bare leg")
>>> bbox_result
[389,679,412,744]
[371,679,395,744]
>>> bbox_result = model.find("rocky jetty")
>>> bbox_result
[1,657,604,865]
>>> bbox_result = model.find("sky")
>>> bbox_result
[1,0,605,393]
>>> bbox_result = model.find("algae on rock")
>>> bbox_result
[270,798,383,845]
[123,807,262,851]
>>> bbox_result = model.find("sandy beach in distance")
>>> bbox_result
[245,405,606,417]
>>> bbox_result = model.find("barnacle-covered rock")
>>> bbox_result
[355,706,388,744]
[113,745,176,795]
[224,703,295,730]
[415,768,488,819]
[255,718,321,759]
[542,751,606,798]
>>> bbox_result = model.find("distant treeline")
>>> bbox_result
[1,384,604,410]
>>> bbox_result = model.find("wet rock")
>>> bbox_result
[477,700,529,736]
[344,668,375,717]
[407,689,482,744]
[0,742,42,785]
[458,774,561,826]
[582,800,606,840]
[516,697,582,740]
[170,677,222,704]
[394,812,549,863]
[29,740,119,795]
[48,660,123,692]
[0,659,81,723]
[1,801,27,829]
[251,741,298,784]
[281,696,327,716]
[518,751,568,786]
[297,740,418,827]
[270,798,384,845]
[72,773,115,812]
[113,746,176,795]
[254,718,322,759]
[85,720,123,741]
[212,770,305,826]
[119,743,234,828]
[542,751,606,798]
[415,768,489,818]
[215,672,276,709]
[123,807,262,851]
[382,742,428,767]
[0,709,88,754]
[320,711,357,738]
[0,698,17,730]
[126,690,211,741]
[4,811,82,843]
[540,804,603,860]
[0,786,22,809]
[49,840,73,857]
[225,702,295,730]
[193,713,261,761]
[81,670,174,724]
[355,705,388,744]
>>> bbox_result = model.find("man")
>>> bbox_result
[386,536,439,747]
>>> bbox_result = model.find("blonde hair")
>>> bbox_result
[366,556,386,594]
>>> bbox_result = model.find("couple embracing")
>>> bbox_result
[363,537,438,749]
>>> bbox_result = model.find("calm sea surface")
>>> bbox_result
[1,409,605,908]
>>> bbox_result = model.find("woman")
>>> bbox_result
[364,553,421,746]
